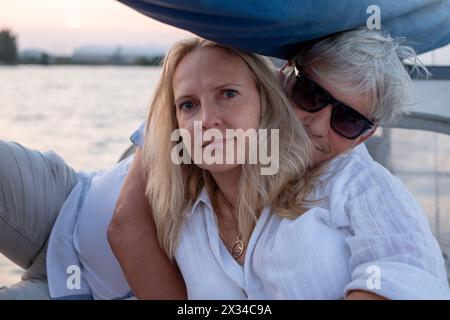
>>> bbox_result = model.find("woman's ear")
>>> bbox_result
[279,61,295,93]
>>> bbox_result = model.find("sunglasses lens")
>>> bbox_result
[292,75,373,139]
[292,77,329,112]
[331,104,368,139]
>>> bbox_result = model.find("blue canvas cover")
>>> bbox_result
[118,0,450,59]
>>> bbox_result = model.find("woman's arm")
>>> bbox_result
[107,148,187,299]
[339,163,449,299]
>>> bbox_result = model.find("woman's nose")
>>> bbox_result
[305,105,333,137]
[201,100,222,129]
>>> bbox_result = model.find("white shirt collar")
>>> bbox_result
[187,187,213,217]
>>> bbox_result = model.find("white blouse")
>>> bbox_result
[46,122,449,299]
[174,144,450,299]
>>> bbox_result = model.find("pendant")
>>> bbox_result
[231,238,245,259]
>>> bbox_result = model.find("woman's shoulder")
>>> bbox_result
[322,143,402,198]
[312,144,429,230]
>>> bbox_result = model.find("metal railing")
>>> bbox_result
[389,111,450,136]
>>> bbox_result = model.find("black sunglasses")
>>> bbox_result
[291,75,374,140]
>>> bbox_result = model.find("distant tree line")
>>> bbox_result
[134,56,164,66]
[18,54,164,66]
[0,29,18,64]
[0,29,164,66]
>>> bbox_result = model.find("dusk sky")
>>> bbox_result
[1,0,449,64]
[0,0,192,55]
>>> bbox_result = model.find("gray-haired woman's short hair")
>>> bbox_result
[291,28,429,125]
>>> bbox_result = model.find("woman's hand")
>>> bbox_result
[345,290,387,300]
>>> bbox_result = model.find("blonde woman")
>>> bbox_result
[142,37,316,264]
[0,37,315,299]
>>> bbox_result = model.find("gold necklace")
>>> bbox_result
[231,236,245,259]
[215,189,245,260]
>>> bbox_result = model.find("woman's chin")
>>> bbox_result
[198,163,241,174]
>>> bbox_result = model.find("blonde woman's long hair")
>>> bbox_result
[142,37,318,258]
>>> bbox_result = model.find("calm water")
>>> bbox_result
[0,66,449,287]
[0,66,158,286]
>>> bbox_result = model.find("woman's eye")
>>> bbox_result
[222,89,238,98]
[179,101,195,110]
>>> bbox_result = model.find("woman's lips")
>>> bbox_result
[202,138,235,148]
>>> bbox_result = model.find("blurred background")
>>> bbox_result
[1,0,450,287]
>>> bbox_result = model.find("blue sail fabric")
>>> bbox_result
[118,0,450,59]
